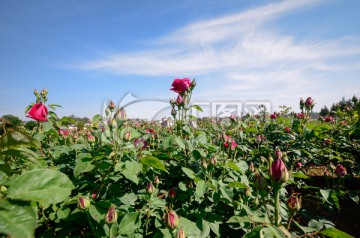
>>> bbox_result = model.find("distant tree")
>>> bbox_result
[24,120,38,131]
[319,106,330,117]
[0,114,23,135]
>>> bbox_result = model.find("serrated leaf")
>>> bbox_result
[7,169,74,205]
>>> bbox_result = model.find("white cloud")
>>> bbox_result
[77,0,360,114]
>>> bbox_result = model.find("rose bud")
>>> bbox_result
[270,114,277,119]
[26,103,48,122]
[287,193,302,212]
[254,172,268,193]
[123,131,131,141]
[157,192,166,199]
[284,127,291,133]
[153,176,160,186]
[296,161,302,168]
[230,139,237,151]
[245,187,252,197]
[300,98,305,111]
[201,159,208,169]
[108,100,115,110]
[176,94,183,106]
[78,196,90,210]
[165,209,179,230]
[229,114,236,122]
[249,162,254,172]
[335,164,347,177]
[114,107,127,121]
[209,156,217,166]
[269,158,289,184]
[305,97,314,108]
[105,206,118,224]
[171,108,177,117]
[134,138,147,149]
[177,227,186,238]
[168,188,176,199]
[190,79,196,89]
[275,148,282,160]
[87,134,95,143]
[91,189,98,200]
[146,182,155,194]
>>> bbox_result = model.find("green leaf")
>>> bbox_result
[0,131,40,149]
[121,161,143,184]
[179,217,201,237]
[192,105,203,112]
[0,148,39,163]
[89,204,107,223]
[227,181,248,189]
[243,226,262,238]
[0,199,37,238]
[139,156,168,173]
[119,193,138,206]
[74,154,95,178]
[320,189,331,202]
[227,161,242,173]
[292,171,309,179]
[267,225,286,238]
[195,180,207,201]
[175,136,185,150]
[92,114,103,124]
[118,212,140,235]
[319,228,354,238]
[7,169,74,205]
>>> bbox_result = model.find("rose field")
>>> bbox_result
[1,79,360,238]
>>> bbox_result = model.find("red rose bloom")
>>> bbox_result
[26,103,48,121]
[170,78,191,94]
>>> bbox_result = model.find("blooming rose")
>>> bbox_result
[170,78,191,94]
[26,103,48,121]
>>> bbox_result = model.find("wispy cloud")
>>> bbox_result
[77,0,360,114]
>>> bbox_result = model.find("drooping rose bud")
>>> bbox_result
[168,188,176,199]
[105,206,118,224]
[269,158,289,184]
[287,193,302,212]
[335,164,347,177]
[124,131,131,141]
[177,227,186,238]
[254,172,268,193]
[165,209,179,229]
[78,196,90,210]
[146,182,155,194]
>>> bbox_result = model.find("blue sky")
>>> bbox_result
[1,0,360,120]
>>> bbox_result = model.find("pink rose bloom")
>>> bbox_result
[26,103,48,121]
[170,78,191,94]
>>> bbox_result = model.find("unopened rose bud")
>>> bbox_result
[165,209,179,230]
[110,118,117,130]
[105,206,118,224]
[153,176,160,186]
[108,100,115,110]
[124,131,131,141]
[146,182,155,194]
[91,190,98,200]
[201,159,208,169]
[305,97,314,108]
[114,107,127,121]
[176,95,183,106]
[287,193,302,212]
[254,172,268,193]
[177,227,186,238]
[249,162,254,172]
[34,89,39,96]
[300,98,305,111]
[269,158,289,184]
[229,114,236,122]
[245,187,252,197]
[190,79,196,89]
[335,164,347,177]
[254,196,259,206]
[87,134,95,143]
[209,156,217,166]
[78,196,90,210]
[171,108,177,117]
[168,188,176,199]
[105,107,111,117]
